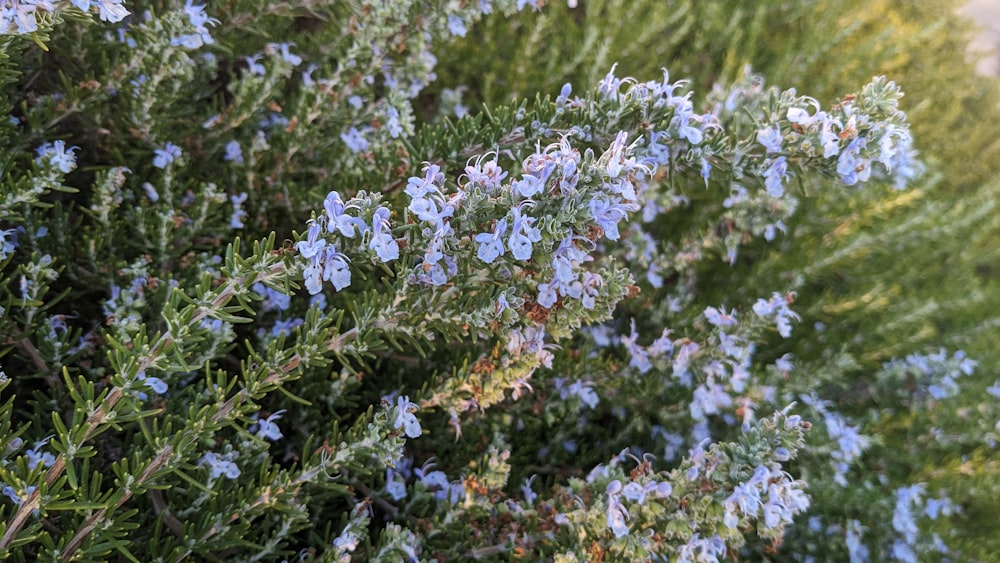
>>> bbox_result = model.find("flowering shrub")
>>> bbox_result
[0,1,985,560]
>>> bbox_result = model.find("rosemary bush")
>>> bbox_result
[0,1,991,561]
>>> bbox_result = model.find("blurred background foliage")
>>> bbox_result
[431,0,1000,557]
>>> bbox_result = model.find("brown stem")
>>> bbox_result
[61,446,174,560]
[0,262,287,550]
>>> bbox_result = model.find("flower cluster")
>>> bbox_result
[1,1,981,560]
[1,0,128,36]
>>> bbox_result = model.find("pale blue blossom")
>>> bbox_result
[25,437,55,470]
[253,410,285,441]
[322,247,352,291]
[394,396,421,438]
[758,125,783,153]
[0,228,16,260]
[589,196,632,240]
[837,137,871,186]
[172,2,218,49]
[223,140,244,163]
[200,451,240,480]
[446,14,467,37]
[369,207,399,262]
[463,153,508,191]
[268,42,303,66]
[153,143,182,169]
[508,203,542,260]
[35,140,78,173]
[323,192,363,238]
[341,127,369,153]
[763,156,789,197]
[475,217,507,264]
[229,192,248,228]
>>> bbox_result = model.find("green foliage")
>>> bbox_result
[434,0,1000,558]
[0,0,996,560]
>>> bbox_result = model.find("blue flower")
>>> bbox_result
[340,127,369,153]
[385,468,408,501]
[753,292,800,337]
[447,14,467,37]
[508,203,542,260]
[229,192,248,229]
[0,228,17,260]
[704,306,737,328]
[556,82,573,105]
[200,451,240,480]
[1,485,35,506]
[463,153,508,192]
[757,125,783,154]
[521,475,538,504]
[153,143,183,169]
[763,156,789,197]
[537,282,558,309]
[267,42,302,66]
[171,2,217,49]
[589,196,631,240]
[406,163,444,198]
[322,247,352,291]
[394,396,422,438]
[605,481,630,538]
[36,140,79,174]
[475,218,508,264]
[511,174,544,198]
[837,137,871,186]
[223,140,244,163]
[369,207,399,262]
[323,192,363,237]
[253,410,285,441]
[296,220,327,260]
[25,437,56,471]
[137,370,168,396]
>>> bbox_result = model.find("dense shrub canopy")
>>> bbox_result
[0,1,997,561]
